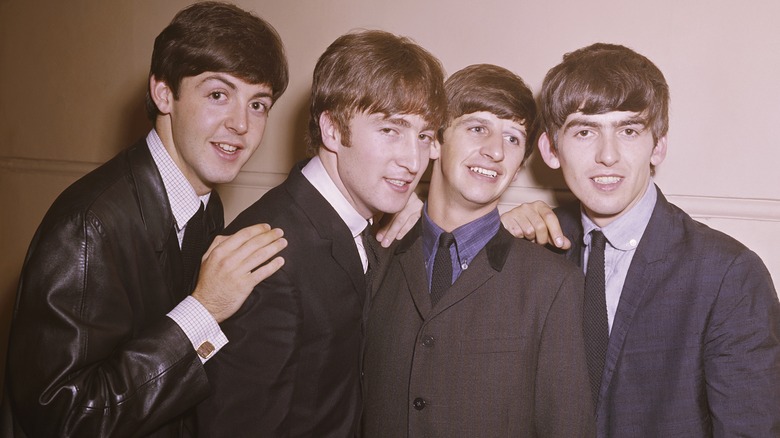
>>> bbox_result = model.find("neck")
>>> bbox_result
[427,169,498,232]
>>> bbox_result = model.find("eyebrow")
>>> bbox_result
[200,74,273,101]
[456,114,525,134]
[563,115,648,132]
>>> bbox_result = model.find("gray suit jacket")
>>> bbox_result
[362,223,595,437]
[557,186,780,437]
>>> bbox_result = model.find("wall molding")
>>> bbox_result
[3,156,779,223]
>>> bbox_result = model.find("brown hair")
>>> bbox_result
[539,43,669,146]
[442,64,537,163]
[145,1,288,120]
[306,30,447,152]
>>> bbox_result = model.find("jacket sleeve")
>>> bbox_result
[703,249,780,437]
[534,268,596,437]
[7,209,210,437]
[197,267,302,437]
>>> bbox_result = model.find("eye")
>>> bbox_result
[623,128,639,137]
[250,101,268,113]
[575,130,590,138]
[469,126,487,134]
[504,134,521,146]
[418,133,434,144]
[209,91,225,100]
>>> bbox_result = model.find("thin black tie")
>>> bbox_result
[181,202,206,294]
[583,230,609,406]
[361,222,378,284]
[430,232,455,307]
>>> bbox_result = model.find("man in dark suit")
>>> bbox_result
[522,43,780,436]
[196,30,447,437]
[2,3,289,436]
[362,64,595,437]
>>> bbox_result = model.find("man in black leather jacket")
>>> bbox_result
[2,3,289,436]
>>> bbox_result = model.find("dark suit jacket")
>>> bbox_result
[557,185,780,437]
[197,160,365,437]
[362,223,595,437]
[2,139,222,437]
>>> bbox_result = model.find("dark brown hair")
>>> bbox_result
[306,30,447,152]
[145,1,288,120]
[539,43,669,146]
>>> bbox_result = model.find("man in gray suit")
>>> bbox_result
[508,42,780,437]
[362,64,595,437]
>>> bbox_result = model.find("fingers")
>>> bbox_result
[248,256,285,284]
[376,192,423,248]
[500,201,570,249]
[193,224,287,322]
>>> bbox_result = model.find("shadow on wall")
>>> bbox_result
[0,273,19,396]
[117,78,155,155]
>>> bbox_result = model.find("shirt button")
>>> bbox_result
[413,397,427,410]
[421,335,435,347]
[629,239,638,247]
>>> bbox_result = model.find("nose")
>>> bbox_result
[481,134,505,161]
[596,134,619,166]
[397,136,422,174]
[226,103,249,135]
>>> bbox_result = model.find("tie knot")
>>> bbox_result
[590,230,607,250]
[438,232,455,249]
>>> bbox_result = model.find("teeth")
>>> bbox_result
[216,143,238,153]
[387,179,407,187]
[593,176,621,184]
[470,166,497,178]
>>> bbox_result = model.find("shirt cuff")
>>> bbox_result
[167,295,229,363]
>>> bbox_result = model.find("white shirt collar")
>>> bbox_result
[301,155,367,238]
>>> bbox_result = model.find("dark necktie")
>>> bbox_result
[181,202,206,294]
[583,230,609,405]
[430,232,455,307]
[361,222,378,284]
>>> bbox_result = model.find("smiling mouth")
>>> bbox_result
[470,166,497,178]
[593,176,622,184]
[386,179,410,187]
[214,142,239,154]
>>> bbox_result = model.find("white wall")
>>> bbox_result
[1,0,778,389]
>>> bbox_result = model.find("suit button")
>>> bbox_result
[413,397,427,410]
[421,335,435,347]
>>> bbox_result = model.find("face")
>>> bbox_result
[321,111,436,218]
[539,111,667,227]
[433,111,526,217]
[151,72,274,195]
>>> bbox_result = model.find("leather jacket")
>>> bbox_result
[3,139,223,437]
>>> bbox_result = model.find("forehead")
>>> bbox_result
[451,111,526,132]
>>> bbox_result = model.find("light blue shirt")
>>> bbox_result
[582,180,657,333]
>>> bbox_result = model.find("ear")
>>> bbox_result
[651,135,668,167]
[319,112,342,153]
[429,139,441,161]
[538,132,561,169]
[149,76,174,115]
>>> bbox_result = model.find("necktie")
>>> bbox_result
[361,222,378,284]
[583,230,609,405]
[430,232,455,307]
[181,202,206,294]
